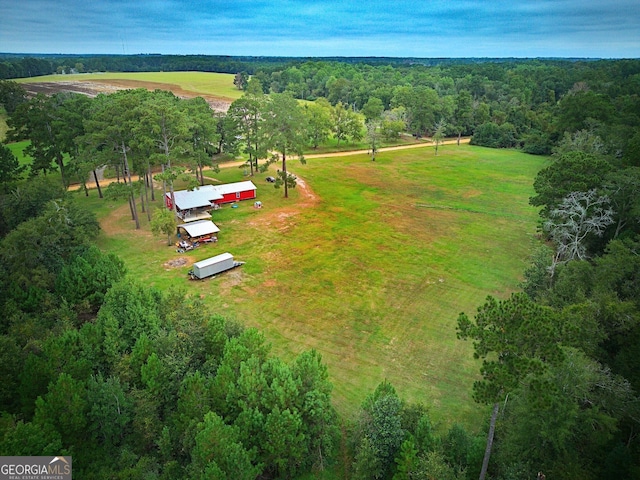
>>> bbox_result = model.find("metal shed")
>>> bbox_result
[191,252,235,279]
[177,220,220,239]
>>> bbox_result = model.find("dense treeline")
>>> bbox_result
[1,57,640,478]
[455,75,640,477]
[249,59,640,154]
[0,53,588,80]
[4,55,640,158]
[0,54,290,79]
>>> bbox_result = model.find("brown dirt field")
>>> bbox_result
[23,80,232,112]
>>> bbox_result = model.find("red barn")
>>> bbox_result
[165,181,257,220]
[210,180,258,204]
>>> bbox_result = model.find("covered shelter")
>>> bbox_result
[176,220,220,242]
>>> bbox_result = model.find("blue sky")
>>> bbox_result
[1,0,639,58]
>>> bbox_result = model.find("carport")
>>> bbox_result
[176,220,220,242]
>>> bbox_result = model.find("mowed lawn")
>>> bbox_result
[85,144,547,428]
[17,71,243,101]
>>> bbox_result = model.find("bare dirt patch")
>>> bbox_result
[295,176,319,207]
[23,81,123,98]
[247,173,320,232]
[462,189,482,198]
[164,257,193,269]
[218,268,247,297]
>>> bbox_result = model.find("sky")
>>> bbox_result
[1,0,639,58]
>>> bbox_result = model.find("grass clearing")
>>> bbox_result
[78,144,545,429]
[6,140,32,167]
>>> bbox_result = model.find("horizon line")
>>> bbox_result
[2,52,632,61]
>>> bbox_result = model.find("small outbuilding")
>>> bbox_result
[176,220,220,242]
[190,252,236,279]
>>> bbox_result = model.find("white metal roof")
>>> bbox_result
[168,181,257,210]
[177,220,220,237]
[169,185,222,210]
[193,252,233,269]
[212,180,257,195]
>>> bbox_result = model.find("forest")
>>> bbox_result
[0,57,640,479]
[0,53,577,80]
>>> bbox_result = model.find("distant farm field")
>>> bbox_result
[81,144,546,427]
[16,71,243,105]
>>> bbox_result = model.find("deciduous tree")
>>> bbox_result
[362,96,384,122]
[366,119,382,161]
[150,206,178,245]
[331,101,363,146]
[0,80,27,114]
[544,189,615,275]
[7,94,67,183]
[530,151,613,215]
[304,98,332,149]
[433,119,446,156]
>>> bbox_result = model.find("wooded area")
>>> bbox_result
[1,56,639,479]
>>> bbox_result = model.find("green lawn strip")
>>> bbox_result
[17,71,242,101]
[6,140,32,167]
[79,145,545,431]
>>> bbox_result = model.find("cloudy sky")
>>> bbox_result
[1,0,639,58]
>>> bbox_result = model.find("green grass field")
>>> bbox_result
[80,144,547,430]
[6,140,31,166]
[17,71,244,101]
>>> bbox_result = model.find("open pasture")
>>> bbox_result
[87,144,546,425]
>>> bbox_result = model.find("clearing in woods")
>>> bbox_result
[90,144,545,425]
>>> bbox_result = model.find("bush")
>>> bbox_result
[471,122,518,148]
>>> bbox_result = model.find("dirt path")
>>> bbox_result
[209,137,471,171]
[70,137,470,192]
[304,137,470,159]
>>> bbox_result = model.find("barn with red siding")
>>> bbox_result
[166,181,257,220]
[210,181,258,204]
